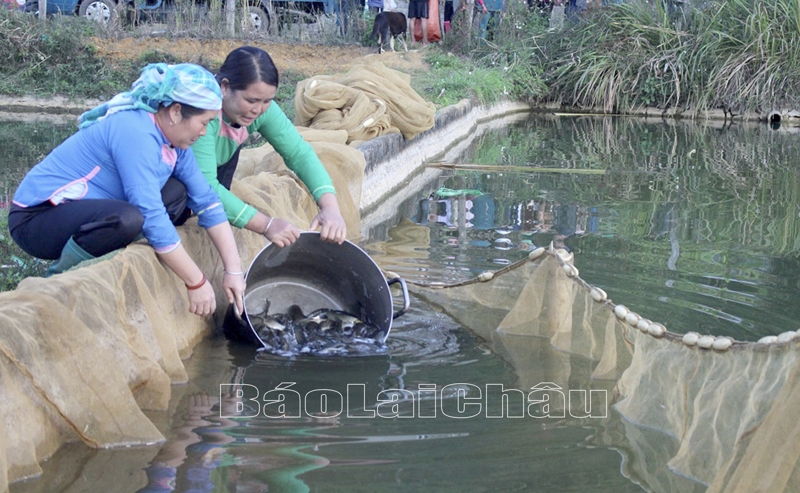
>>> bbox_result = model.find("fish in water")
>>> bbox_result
[250,304,387,357]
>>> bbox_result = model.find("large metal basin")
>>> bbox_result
[241,232,409,346]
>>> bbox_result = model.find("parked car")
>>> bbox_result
[21,0,119,23]
[19,0,338,30]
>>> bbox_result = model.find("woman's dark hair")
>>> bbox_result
[162,102,208,118]
[216,46,279,91]
[177,103,206,119]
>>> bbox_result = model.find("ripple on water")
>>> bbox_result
[384,305,463,361]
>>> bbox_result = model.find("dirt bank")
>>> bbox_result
[0,39,430,115]
[93,38,429,75]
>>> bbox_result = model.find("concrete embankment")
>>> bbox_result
[0,98,532,490]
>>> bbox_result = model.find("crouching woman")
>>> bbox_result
[7,63,245,317]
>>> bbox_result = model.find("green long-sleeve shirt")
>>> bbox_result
[191,103,336,228]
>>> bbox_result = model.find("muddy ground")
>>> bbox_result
[94,38,429,75]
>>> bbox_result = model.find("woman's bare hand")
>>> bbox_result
[264,217,301,247]
[187,281,216,316]
[222,271,246,314]
[311,193,347,244]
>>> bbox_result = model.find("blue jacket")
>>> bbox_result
[12,110,227,253]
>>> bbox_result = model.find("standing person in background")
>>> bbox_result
[191,46,347,247]
[461,0,487,37]
[8,63,245,317]
[443,0,454,33]
[478,0,504,40]
[408,0,429,46]
[566,0,586,18]
[474,0,488,36]
[368,0,383,14]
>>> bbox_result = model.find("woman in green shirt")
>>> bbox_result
[191,46,347,247]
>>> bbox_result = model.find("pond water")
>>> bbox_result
[371,114,800,342]
[7,113,800,492]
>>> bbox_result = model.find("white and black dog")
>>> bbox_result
[369,11,409,54]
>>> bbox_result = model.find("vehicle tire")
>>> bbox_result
[244,5,270,32]
[78,0,118,25]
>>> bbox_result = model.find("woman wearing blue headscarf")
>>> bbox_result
[8,63,245,318]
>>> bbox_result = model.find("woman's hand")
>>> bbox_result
[186,280,216,316]
[311,193,347,244]
[311,209,346,244]
[222,271,246,314]
[158,246,220,317]
[264,217,301,247]
[203,222,246,317]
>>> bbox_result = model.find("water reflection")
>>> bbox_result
[371,115,800,341]
[5,253,724,493]
[121,301,639,493]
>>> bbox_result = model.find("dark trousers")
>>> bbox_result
[9,177,191,260]
[216,146,242,190]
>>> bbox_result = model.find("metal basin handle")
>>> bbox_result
[388,277,410,319]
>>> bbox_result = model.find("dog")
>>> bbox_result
[369,11,409,54]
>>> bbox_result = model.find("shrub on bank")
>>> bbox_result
[423,0,549,106]
[0,8,133,97]
[537,0,800,115]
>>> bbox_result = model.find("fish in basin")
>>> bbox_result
[250,304,387,357]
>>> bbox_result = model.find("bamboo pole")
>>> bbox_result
[426,162,607,174]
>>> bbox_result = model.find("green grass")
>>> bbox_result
[536,0,800,114]
[412,51,509,107]
[0,9,132,98]
[410,1,549,108]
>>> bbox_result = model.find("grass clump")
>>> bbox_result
[414,51,510,107]
[537,0,800,114]
[0,9,132,98]
[413,1,548,107]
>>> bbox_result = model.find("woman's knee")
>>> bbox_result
[161,177,191,225]
[117,206,145,240]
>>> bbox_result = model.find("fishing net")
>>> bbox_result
[294,61,436,143]
[0,126,366,489]
[368,218,800,493]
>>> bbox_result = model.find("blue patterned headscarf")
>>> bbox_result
[78,63,222,129]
